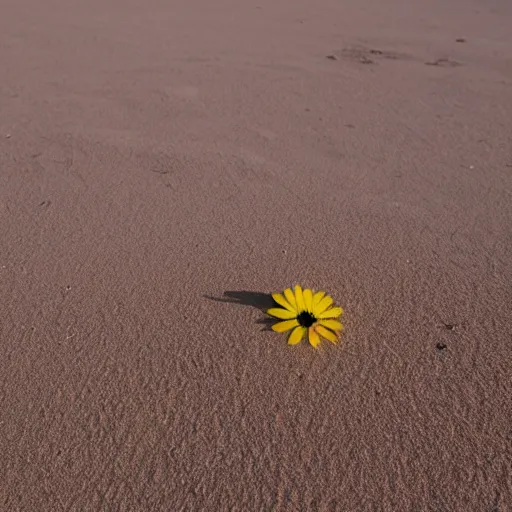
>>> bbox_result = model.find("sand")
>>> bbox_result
[1,0,511,510]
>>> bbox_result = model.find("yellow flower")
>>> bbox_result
[267,285,343,348]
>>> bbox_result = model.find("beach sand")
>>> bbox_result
[1,0,511,510]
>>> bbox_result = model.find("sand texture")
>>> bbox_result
[1,0,511,510]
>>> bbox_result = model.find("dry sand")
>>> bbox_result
[1,0,511,510]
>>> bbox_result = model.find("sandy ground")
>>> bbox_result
[1,0,512,510]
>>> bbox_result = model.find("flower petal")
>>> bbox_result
[288,326,305,345]
[303,288,313,312]
[313,295,333,315]
[272,292,295,312]
[267,308,297,320]
[272,319,299,332]
[294,285,306,312]
[319,319,343,332]
[283,288,297,311]
[315,325,339,344]
[308,327,321,348]
[317,306,343,319]
[313,290,325,307]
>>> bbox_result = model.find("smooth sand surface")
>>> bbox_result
[1,0,511,510]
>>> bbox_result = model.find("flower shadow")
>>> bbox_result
[205,291,276,331]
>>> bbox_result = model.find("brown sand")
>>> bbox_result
[1,0,511,510]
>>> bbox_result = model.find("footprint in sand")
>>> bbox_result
[425,58,462,67]
[327,45,462,69]
[328,45,412,65]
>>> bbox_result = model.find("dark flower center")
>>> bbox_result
[297,311,316,328]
